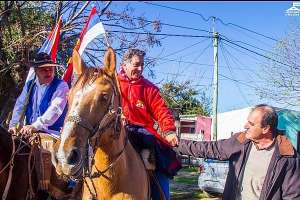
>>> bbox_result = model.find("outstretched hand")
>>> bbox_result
[164,131,179,147]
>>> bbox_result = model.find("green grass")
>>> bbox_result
[182,166,199,173]
[171,166,221,199]
[171,166,203,199]
[173,175,198,185]
[173,166,199,184]
[171,189,208,199]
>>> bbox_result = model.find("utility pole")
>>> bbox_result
[212,17,219,141]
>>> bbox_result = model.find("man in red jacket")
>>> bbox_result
[117,48,180,200]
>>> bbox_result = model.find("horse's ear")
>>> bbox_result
[72,49,86,76]
[103,47,116,77]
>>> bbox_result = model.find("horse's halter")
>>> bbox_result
[63,73,126,188]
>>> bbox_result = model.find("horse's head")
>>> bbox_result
[55,47,121,177]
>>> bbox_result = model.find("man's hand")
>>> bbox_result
[8,127,17,135]
[19,125,38,136]
[164,131,179,147]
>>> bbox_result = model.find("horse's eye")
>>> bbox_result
[102,94,109,101]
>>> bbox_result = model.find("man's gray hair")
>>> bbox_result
[122,48,146,64]
[252,104,278,137]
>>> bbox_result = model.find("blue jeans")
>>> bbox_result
[151,171,170,200]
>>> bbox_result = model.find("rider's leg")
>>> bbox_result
[150,170,170,200]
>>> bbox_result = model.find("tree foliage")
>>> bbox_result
[160,80,211,116]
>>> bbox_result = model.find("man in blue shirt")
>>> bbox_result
[8,53,70,192]
[8,53,69,138]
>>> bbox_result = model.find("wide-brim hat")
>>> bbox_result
[30,52,61,68]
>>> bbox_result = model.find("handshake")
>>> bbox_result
[163,131,179,147]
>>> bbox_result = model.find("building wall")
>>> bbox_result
[196,116,212,141]
[180,121,196,134]
[216,107,251,140]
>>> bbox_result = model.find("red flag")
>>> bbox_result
[26,16,62,82]
[38,16,62,62]
[62,39,80,83]
[62,6,97,83]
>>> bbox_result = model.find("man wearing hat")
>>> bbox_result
[8,52,69,137]
[7,52,70,193]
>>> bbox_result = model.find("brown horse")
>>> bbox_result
[55,48,149,200]
[0,126,80,200]
[0,126,35,200]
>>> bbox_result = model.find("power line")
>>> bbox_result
[216,18,278,42]
[149,56,260,72]
[143,1,212,22]
[219,38,270,67]
[219,42,251,106]
[160,38,209,59]
[105,3,286,69]
[219,40,264,87]
[143,1,279,42]
[109,30,211,38]
[219,34,282,58]
[180,39,212,73]
[155,70,214,81]
[130,17,211,34]
[220,36,294,68]
[219,23,275,49]
[101,8,212,34]
[218,74,257,89]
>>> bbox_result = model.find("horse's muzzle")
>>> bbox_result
[56,148,83,177]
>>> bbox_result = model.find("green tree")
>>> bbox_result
[160,80,211,116]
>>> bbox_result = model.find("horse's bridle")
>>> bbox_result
[64,74,122,140]
[63,74,126,199]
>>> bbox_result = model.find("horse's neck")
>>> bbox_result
[86,126,149,199]
[93,127,127,170]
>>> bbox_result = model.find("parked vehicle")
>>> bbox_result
[198,159,229,195]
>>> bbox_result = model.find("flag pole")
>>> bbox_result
[104,32,111,47]
[15,74,36,132]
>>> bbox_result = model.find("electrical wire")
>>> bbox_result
[143,1,212,22]
[109,30,212,38]
[219,41,251,106]
[220,36,293,68]
[181,39,212,73]
[143,1,279,42]
[160,38,209,59]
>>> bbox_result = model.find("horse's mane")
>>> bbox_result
[74,67,106,90]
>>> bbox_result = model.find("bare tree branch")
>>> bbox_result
[63,1,90,28]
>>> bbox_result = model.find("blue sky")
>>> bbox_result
[105,1,300,113]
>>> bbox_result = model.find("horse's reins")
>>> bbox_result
[1,135,15,200]
[1,134,34,200]
[64,73,125,199]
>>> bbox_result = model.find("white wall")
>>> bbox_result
[214,107,252,140]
